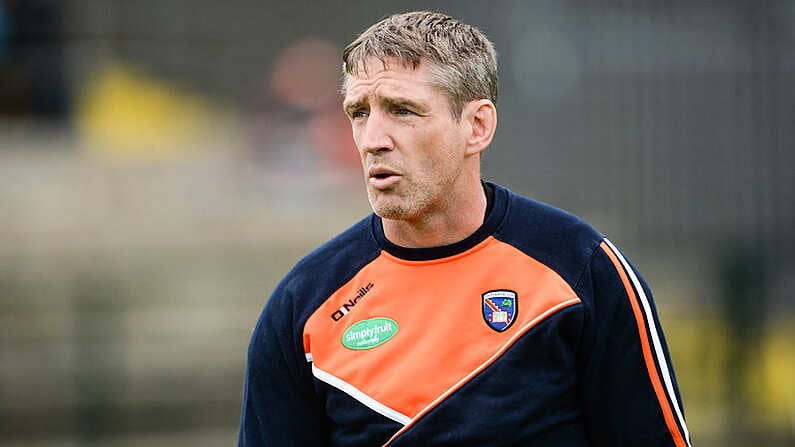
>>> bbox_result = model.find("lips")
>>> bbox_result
[368,166,402,189]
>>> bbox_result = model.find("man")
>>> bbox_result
[239,11,691,447]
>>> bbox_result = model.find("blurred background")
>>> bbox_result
[0,0,792,446]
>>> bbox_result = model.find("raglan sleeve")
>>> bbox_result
[238,284,329,446]
[576,239,691,447]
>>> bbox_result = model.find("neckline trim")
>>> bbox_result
[371,182,508,261]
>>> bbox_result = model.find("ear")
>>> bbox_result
[462,99,497,156]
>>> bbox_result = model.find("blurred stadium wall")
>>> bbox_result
[0,1,792,446]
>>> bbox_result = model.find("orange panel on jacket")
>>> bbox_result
[303,235,580,421]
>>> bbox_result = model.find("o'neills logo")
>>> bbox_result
[342,318,399,350]
[330,282,374,321]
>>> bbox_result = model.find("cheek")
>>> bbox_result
[350,126,361,151]
[425,129,462,164]
[412,137,456,183]
[351,131,367,162]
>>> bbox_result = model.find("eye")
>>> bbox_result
[393,107,413,117]
[350,109,368,120]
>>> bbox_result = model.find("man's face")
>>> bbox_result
[343,58,470,223]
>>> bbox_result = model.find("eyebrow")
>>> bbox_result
[343,95,429,117]
[343,98,366,117]
[382,96,428,114]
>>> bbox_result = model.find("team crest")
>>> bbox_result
[482,290,518,332]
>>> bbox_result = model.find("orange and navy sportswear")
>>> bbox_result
[238,182,691,447]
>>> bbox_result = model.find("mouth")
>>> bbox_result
[368,167,402,189]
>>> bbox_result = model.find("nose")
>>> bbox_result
[356,110,394,155]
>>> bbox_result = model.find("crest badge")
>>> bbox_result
[482,290,518,332]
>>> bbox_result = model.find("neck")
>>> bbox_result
[382,180,487,249]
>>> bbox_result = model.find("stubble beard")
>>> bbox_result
[366,182,431,222]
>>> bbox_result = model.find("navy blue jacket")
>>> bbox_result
[239,182,691,446]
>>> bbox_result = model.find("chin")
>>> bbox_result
[369,191,435,222]
[371,205,406,220]
[370,200,413,220]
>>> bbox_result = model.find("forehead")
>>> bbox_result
[343,58,442,103]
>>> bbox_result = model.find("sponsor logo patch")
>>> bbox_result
[482,289,518,332]
[342,317,399,350]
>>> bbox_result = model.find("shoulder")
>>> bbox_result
[267,215,382,320]
[491,184,604,288]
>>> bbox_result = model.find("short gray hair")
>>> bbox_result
[342,11,498,119]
